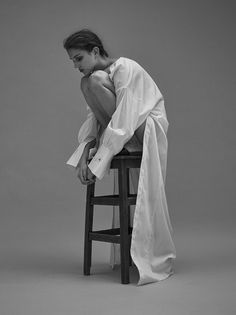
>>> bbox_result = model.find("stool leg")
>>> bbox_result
[83,182,95,276]
[118,162,130,284]
[127,170,133,267]
[128,205,132,267]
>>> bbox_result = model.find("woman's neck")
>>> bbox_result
[94,56,118,72]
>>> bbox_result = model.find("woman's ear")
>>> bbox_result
[93,46,100,57]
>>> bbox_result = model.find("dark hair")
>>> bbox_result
[63,28,109,57]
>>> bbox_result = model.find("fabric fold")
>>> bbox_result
[109,112,176,285]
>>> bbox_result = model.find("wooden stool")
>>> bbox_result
[83,150,142,284]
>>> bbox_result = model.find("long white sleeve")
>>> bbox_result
[88,59,163,179]
[66,106,99,168]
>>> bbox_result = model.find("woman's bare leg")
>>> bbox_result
[81,70,146,145]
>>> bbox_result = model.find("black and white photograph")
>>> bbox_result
[0,0,235,314]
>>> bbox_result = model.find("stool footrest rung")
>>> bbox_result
[84,153,142,284]
[89,228,133,244]
[91,194,137,205]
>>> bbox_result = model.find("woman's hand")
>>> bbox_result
[76,157,96,185]
[86,167,96,184]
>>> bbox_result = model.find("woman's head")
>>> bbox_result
[63,29,109,57]
[63,29,109,75]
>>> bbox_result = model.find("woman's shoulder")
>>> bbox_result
[109,56,142,79]
[113,56,140,67]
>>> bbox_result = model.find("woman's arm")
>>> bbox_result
[87,61,163,180]
[76,137,97,185]
[66,106,99,169]
[78,132,97,167]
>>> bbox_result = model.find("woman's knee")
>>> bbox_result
[87,70,115,93]
[80,71,105,89]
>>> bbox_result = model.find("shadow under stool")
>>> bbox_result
[83,150,142,284]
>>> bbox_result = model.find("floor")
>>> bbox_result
[0,215,235,315]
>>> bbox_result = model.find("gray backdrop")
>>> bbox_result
[0,0,235,313]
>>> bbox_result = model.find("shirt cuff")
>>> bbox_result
[88,144,114,180]
[66,139,95,168]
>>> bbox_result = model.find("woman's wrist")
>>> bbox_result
[77,139,97,169]
[81,139,96,162]
[84,139,96,155]
[85,138,96,149]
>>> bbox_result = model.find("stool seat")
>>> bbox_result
[83,150,142,284]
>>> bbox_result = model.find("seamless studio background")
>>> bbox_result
[0,0,235,314]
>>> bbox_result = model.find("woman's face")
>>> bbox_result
[67,48,97,76]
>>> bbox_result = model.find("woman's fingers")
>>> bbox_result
[82,166,87,181]
[77,166,85,183]
[77,164,95,185]
[87,168,96,181]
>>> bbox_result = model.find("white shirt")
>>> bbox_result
[67,56,166,178]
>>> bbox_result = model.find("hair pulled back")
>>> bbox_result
[63,28,109,57]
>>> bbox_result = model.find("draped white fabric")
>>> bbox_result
[66,57,176,285]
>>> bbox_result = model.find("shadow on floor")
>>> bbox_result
[0,251,139,285]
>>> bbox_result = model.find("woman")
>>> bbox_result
[64,29,176,285]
